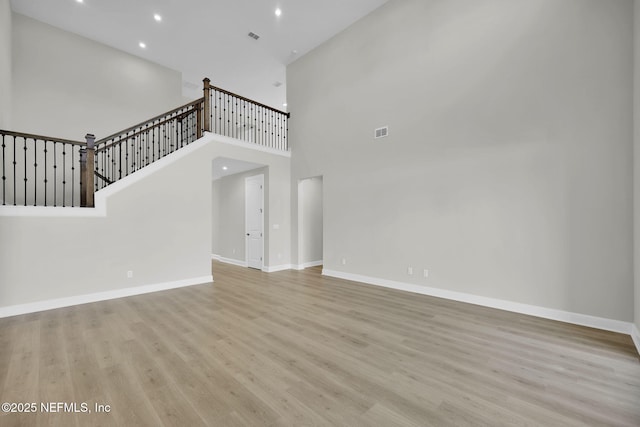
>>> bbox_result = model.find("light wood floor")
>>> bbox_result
[1,261,639,426]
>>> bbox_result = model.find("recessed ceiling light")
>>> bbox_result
[154,14,162,22]
[76,0,83,3]
[222,166,228,171]
[275,8,282,17]
[283,103,288,107]
[139,42,146,49]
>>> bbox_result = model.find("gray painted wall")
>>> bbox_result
[0,0,11,129]
[300,176,323,264]
[213,167,268,263]
[212,179,221,256]
[11,13,183,140]
[288,0,634,321]
[0,139,212,308]
[635,0,640,333]
[0,135,292,309]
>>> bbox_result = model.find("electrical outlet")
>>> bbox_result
[407,266,413,275]
[423,269,429,278]
[341,258,347,265]
[127,270,133,279]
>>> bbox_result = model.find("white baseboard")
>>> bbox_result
[302,260,323,269]
[213,255,248,268]
[213,255,294,273]
[0,275,213,319]
[632,324,640,356]
[263,264,293,273]
[291,260,323,271]
[322,269,632,335]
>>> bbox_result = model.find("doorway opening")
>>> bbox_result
[298,176,323,269]
[211,157,266,269]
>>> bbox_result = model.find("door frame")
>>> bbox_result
[245,174,264,270]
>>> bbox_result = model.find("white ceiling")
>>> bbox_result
[212,157,264,181]
[10,0,388,110]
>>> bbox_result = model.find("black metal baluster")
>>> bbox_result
[33,138,37,206]
[145,124,150,165]
[22,137,27,206]
[101,146,105,190]
[43,141,48,206]
[130,133,135,173]
[234,97,238,139]
[106,142,112,186]
[262,108,266,147]
[209,92,213,135]
[271,111,274,149]
[227,93,231,136]
[53,142,57,206]
[252,105,256,143]
[173,116,177,153]
[62,143,67,207]
[243,101,247,142]
[71,145,75,207]
[162,122,166,157]
[78,145,82,204]
[1,134,5,205]
[152,122,156,162]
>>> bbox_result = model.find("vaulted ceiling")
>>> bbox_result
[11,0,389,109]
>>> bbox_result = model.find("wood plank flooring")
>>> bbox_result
[1,261,639,426]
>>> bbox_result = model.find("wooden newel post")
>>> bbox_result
[80,133,95,208]
[203,77,211,133]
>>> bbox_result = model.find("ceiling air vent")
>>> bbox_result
[248,32,260,40]
[374,126,389,139]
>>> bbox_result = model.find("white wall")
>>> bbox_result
[212,179,221,256]
[11,13,183,140]
[288,0,634,322]
[0,0,11,129]
[0,136,213,310]
[0,133,291,311]
[634,0,640,338]
[213,167,268,263]
[300,176,323,264]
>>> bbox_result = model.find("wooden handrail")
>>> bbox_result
[0,129,86,146]
[208,84,290,117]
[95,98,204,145]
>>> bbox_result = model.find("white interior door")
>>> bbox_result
[245,174,264,269]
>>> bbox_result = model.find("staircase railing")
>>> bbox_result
[0,130,87,207]
[0,78,290,208]
[94,98,204,192]
[204,78,290,151]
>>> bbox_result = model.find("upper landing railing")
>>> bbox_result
[0,78,289,208]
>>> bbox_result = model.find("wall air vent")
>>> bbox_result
[374,126,389,139]
[248,32,260,40]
